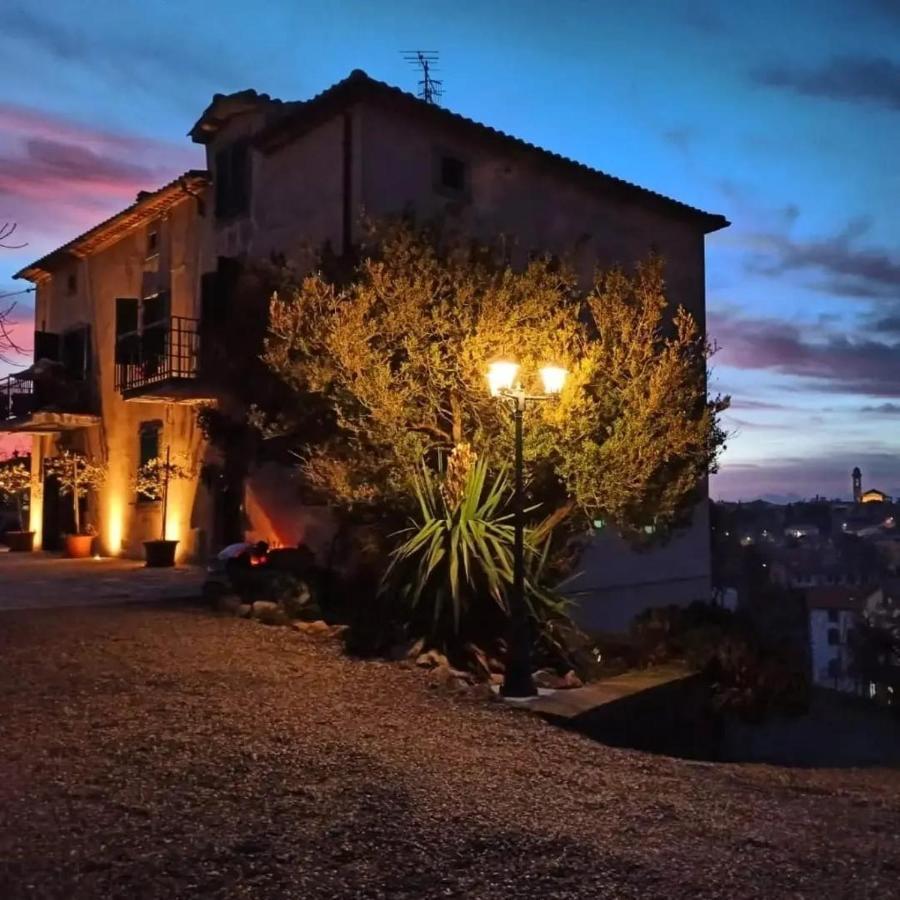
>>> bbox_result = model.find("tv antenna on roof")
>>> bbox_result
[401,50,442,104]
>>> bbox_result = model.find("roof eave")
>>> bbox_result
[14,170,209,281]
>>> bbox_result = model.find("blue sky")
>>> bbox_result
[1,0,898,501]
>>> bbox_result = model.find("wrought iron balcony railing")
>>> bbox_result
[0,372,36,420]
[115,316,202,396]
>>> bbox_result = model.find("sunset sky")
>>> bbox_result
[1,0,898,501]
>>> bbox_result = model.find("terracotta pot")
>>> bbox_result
[4,530,35,552]
[65,534,94,559]
[144,539,178,568]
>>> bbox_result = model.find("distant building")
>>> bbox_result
[861,488,892,504]
[807,586,873,693]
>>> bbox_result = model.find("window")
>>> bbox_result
[146,228,159,258]
[137,422,161,502]
[61,325,91,380]
[115,298,140,365]
[66,272,77,295]
[827,628,840,646]
[215,140,250,219]
[436,152,467,195]
[827,610,839,623]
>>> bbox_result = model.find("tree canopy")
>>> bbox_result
[263,220,728,539]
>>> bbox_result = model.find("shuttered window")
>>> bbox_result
[215,141,251,219]
[115,298,139,364]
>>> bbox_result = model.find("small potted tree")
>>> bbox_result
[135,447,194,567]
[45,450,107,558]
[0,454,34,551]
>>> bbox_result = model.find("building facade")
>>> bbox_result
[7,71,726,622]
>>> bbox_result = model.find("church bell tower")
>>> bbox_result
[852,467,862,503]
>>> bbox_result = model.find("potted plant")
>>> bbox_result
[134,447,194,567]
[45,450,107,558]
[0,453,34,551]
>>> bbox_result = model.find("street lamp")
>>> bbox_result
[487,359,567,698]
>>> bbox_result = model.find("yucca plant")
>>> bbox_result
[383,446,567,644]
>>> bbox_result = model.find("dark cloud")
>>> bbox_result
[0,103,200,240]
[746,218,900,301]
[860,402,900,415]
[710,309,900,397]
[873,311,900,334]
[727,398,791,411]
[753,56,900,112]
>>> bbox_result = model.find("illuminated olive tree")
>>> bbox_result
[45,450,106,536]
[264,220,728,540]
[134,449,194,541]
[0,455,31,530]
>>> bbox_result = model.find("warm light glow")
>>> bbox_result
[487,360,519,396]
[106,493,124,556]
[539,365,568,395]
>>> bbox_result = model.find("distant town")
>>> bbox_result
[713,465,899,704]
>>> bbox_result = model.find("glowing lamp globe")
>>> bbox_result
[487,361,519,396]
[539,365,568,395]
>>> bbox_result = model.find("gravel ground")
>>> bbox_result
[0,604,898,899]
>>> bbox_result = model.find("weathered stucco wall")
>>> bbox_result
[30,193,213,561]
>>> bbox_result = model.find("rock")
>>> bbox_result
[489,673,505,686]
[237,604,252,619]
[252,601,287,626]
[388,636,425,662]
[293,619,332,636]
[416,649,449,669]
[428,663,470,693]
[531,668,585,690]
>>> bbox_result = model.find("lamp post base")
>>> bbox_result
[500,660,538,699]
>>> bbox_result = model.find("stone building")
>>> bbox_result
[6,70,727,624]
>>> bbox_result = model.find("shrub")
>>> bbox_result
[227,565,320,621]
[381,450,568,653]
[630,602,810,721]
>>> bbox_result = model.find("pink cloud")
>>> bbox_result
[0,101,202,242]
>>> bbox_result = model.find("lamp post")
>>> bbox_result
[487,361,567,698]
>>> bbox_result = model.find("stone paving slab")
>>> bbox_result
[503,664,696,719]
[0,552,205,610]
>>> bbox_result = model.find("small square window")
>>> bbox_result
[66,273,77,295]
[147,229,159,258]
[827,610,839,623]
[439,155,467,193]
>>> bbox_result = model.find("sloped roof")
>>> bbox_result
[806,586,872,612]
[15,170,210,282]
[253,69,729,234]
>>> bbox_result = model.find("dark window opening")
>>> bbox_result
[61,325,91,381]
[215,140,251,219]
[439,154,467,193]
[827,609,839,623]
[137,421,161,502]
[66,273,77,295]
[147,229,159,258]
[827,628,840,646]
[141,292,170,376]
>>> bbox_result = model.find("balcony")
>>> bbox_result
[115,316,216,403]
[0,368,99,434]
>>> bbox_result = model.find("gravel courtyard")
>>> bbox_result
[1,603,898,899]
